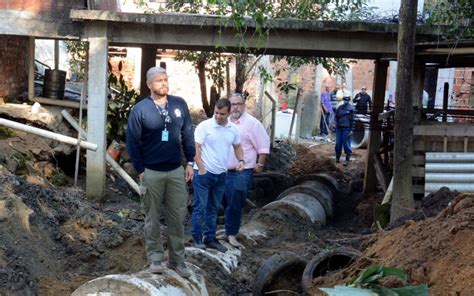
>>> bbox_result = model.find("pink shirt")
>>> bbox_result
[227,112,270,169]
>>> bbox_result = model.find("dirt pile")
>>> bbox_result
[309,192,474,296]
[0,171,144,295]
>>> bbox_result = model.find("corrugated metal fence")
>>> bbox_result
[425,152,474,194]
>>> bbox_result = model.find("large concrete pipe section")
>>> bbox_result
[72,264,208,295]
[350,114,370,149]
[239,174,338,245]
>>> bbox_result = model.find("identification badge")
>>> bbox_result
[161,129,169,142]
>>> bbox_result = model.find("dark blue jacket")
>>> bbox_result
[126,95,195,174]
[335,103,354,129]
[353,92,372,113]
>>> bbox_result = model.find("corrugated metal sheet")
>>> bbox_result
[425,152,474,194]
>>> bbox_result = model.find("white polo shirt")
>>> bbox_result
[194,117,240,174]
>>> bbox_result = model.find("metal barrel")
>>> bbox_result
[42,69,66,99]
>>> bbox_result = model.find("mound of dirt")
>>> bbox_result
[308,193,474,296]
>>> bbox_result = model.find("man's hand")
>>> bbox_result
[198,168,207,175]
[236,161,245,172]
[254,165,263,174]
[185,165,194,182]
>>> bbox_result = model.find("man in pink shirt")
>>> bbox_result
[221,92,270,247]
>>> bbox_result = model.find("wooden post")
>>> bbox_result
[412,59,425,124]
[391,0,418,223]
[363,60,388,194]
[85,22,109,201]
[442,82,449,122]
[140,45,157,98]
[28,37,35,100]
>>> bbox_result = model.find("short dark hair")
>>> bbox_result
[215,98,231,112]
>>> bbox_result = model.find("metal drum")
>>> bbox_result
[42,69,66,99]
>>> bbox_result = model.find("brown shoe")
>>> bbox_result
[168,262,191,278]
[228,235,245,249]
[148,261,163,274]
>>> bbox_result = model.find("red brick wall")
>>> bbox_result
[452,68,473,108]
[0,0,85,11]
[0,35,29,99]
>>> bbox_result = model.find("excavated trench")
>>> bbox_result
[72,173,364,295]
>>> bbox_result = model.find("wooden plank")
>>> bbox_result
[411,167,425,178]
[464,137,468,153]
[372,153,388,191]
[414,124,474,137]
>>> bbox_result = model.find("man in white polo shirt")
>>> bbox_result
[192,98,244,252]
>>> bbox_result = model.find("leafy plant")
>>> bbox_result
[107,60,139,144]
[426,0,473,39]
[320,266,429,296]
[64,40,88,81]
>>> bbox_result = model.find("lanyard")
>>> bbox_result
[155,102,171,129]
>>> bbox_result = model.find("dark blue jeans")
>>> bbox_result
[191,170,226,242]
[224,169,254,236]
[335,127,352,161]
[320,112,331,135]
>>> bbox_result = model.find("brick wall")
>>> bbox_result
[0,0,85,11]
[452,68,473,108]
[0,35,29,99]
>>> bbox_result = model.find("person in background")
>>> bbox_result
[192,98,244,253]
[320,84,332,136]
[126,66,194,278]
[336,82,348,106]
[353,85,372,114]
[334,95,354,166]
[331,84,340,113]
[220,93,270,248]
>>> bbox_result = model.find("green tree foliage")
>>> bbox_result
[64,41,88,81]
[426,0,473,39]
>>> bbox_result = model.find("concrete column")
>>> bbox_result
[140,45,157,98]
[363,60,388,195]
[85,22,108,201]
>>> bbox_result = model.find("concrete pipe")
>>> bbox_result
[301,248,360,293]
[263,174,336,225]
[253,251,307,296]
[351,114,370,149]
[72,264,208,296]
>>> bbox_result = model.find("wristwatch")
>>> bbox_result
[187,162,194,166]
[238,159,244,163]
[257,163,264,168]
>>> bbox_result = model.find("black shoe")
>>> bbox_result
[204,239,228,253]
[343,160,350,166]
[335,158,340,163]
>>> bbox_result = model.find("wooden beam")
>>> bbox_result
[85,22,108,201]
[373,154,388,192]
[414,124,474,137]
[364,59,388,194]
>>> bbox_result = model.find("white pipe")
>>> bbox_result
[0,118,97,151]
[425,173,474,183]
[30,96,88,109]
[425,163,474,173]
[426,153,474,163]
[60,110,141,195]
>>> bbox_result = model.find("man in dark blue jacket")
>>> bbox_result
[126,66,194,278]
[334,95,354,166]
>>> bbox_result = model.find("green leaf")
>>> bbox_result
[368,284,398,296]
[348,266,384,285]
[392,285,429,296]
[381,267,408,283]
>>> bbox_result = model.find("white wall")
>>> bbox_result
[369,0,425,15]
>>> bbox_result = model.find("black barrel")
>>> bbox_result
[42,69,66,99]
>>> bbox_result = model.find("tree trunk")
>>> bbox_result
[197,58,211,117]
[210,85,219,113]
[235,54,248,94]
[391,0,418,223]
